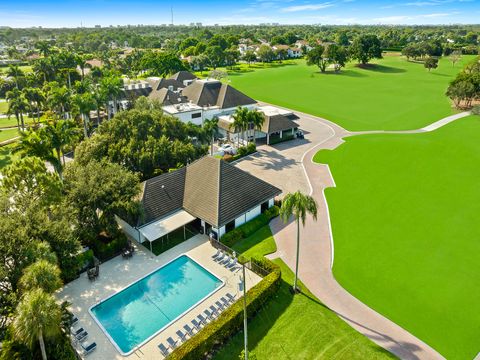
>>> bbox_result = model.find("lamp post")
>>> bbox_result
[241,261,248,360]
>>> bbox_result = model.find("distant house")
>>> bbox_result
[163,79,256,125]
[272,44,303,58]
[116,156,281,249]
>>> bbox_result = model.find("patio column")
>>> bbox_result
[267,133,270,145]
[184,225,186,240]
[150,240,152,253]
[280,130,283,138]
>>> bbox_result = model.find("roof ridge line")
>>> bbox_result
[217,158,222,229]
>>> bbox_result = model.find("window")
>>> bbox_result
[191,112,201,119]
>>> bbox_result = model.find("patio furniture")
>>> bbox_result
[166,337,177,349]
[70,314,79,326]
[215,300,225,311]
[122,248,132,259]
[76,330,88,342]
[81,341,97,355]
[191,319,202,330]
[183,324,195,336]
[87,268,96,281]
[209,305,219,316]
[158,343,169,356]
[204,309,214,320]
[71,327,85,337]
[176,329,187,342]
[226,293,236,303]
[227,258,238,269]
[221,256,232,266]
[212,249,221,259]
[220,296,230,308]
[197,314,207,325]
[215,251,225,262]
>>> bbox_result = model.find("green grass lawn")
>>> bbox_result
[0,65,32,75]
[0,101,8,114]
[0,128,19,142]
[313,115,480,359]
[214,225,395,360]
[0,116,35,128]
[229,54,474,131]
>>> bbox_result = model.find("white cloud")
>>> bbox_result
[281,2,335,12]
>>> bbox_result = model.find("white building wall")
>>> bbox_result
[245,205,261,222]
[115,215,141,242]
[235,215,246,228]
[268,198,274,207]
[218,226,226,238]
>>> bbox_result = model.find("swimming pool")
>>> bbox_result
[90,255,224,355]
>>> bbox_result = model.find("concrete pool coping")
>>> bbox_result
[88,254,226,356]
[57,234,262,360]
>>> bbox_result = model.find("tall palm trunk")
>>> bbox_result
[294,218,300,291]
[15,112,20,129]
[210,135,214,156]
[82,113,89,138]
[96,108,101,126]
[20,113,25,130]
[38,329,47,360]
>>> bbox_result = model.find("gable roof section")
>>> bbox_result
[169,71,197,83]
[261,114,299,134]
[139,157,281,229]
[148,78,185,92]
[183,157,281,227]
[217,160,281,226]
[149,88,185,105]
[139,168,186,226]
[217,84,256,109]
[182,80,256,109]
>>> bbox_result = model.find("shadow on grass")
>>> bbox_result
[212,278,295,360]
[355,63,406,74]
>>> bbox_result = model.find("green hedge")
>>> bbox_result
[221,206,279,248]
[168,257,281,360]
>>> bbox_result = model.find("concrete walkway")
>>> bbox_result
[265,108,471,359]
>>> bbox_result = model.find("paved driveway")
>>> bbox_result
[234,108,348,196]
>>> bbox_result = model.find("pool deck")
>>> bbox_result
[57,234,262,360]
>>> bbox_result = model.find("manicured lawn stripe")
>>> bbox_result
[313,115,480,359]
[229,54,474,131]
[0,128,19,142]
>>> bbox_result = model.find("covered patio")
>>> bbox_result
[137,209,198,255]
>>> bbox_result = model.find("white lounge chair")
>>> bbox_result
[176,329,187,342]
[212,249,221,259]
[227,258,238,269]
[215,251,225,262]
[192,319,202,330]
[204,309,214,320]
[226,293,236,303]
[81,341,96,355]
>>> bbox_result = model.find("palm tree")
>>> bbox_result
[72,92,95,138]
[23,87,45,125]
[100,75,123,119]
[46,83,71,119]
[19,260,62,294]
[279,191,318,292]
[248,109,265,143]
[6,88,28,129]
[203,117,219,155]
[6,64,24,89]
[13,288,62,360]
[75,54,88,80]
[92,86,107,125]
[232,107,249,148]
[36,41,52,57]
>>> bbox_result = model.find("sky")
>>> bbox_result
[0,0,479,28]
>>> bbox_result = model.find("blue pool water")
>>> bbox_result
[90,255,223,354]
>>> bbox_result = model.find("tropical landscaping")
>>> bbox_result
[313,115,480,359]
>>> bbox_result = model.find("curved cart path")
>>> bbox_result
[265,109,471,360]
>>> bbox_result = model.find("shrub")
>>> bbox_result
[223,154,233,162]
[237,146,248,157]
[472,105,480,115]
[169,258,281,360]
[247,142,256,154]
[91,233,127,261]
[220,206,279,247]
[269,134,294,145]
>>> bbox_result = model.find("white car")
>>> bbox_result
[219,144,236,155]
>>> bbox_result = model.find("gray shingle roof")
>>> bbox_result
[148,88,186,105]
[147,78,185,92]
[139,156,281,228]
[169,71,197,83]
[139,168,186,226]
[181,80,256,109]
[261,114,299,134]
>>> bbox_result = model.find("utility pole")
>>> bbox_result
[242,263,248,360]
